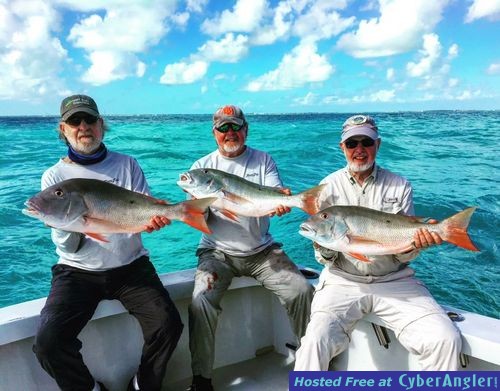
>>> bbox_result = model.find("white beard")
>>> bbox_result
[221,141,242,154]
[348,160,374,173]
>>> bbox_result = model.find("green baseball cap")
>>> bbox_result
[60,94,99,121]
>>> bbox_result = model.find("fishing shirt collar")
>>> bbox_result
[67,143,108,165]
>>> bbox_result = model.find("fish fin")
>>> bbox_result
[180,197,217,234]
[298,184,327,215]
[347,252,371,263]
[222,190,253,205]
[441,207,479,251]
[84,232,109,243]
[220,209,240,221]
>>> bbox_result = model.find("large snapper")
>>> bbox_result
[177,168,325,219]
[23,178,215,241]
[299,205,479,262]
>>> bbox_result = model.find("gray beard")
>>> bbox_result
[221,142,242,154]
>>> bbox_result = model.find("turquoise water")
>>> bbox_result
[1,112,498,319]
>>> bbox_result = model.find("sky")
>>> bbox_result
[0,0,499,115]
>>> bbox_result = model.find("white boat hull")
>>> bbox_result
[1,268,498,390]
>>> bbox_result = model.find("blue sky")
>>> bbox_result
[1,0,499,115]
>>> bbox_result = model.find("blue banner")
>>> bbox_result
[290,371,499,391]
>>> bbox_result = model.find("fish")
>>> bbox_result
[177,168,325,219]
[23,178,216,241]
[299,205,479,262]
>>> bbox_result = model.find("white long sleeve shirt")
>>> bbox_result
[315,165,420,279]
[191,146,283,256]
[41,151,150,271]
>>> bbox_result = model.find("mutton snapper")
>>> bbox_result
[299,205,479,262]
[23,178,216,241]
[177,168,325,219]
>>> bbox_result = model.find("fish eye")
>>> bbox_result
[203,169,208,174]
[320,212,328,219]
[54,189,64,197]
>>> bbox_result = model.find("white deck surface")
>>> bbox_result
[166,351,293,391]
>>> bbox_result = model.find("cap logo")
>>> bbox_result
[65,97,91,108]
[351,115,367,125]
[222,106,235,115]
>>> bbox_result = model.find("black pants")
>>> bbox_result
[33,256,183,391]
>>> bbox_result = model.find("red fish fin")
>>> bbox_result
[441,207,479,251]
[220,209,239,221]
[85,232,109,242]
[181,197,216,234]
[347,252,371,263]
[222,190,252,205]
[299,184,326,215]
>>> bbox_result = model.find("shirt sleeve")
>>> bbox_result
[130,158,151,195]
[263,156,284,188]
[314,244,338,265]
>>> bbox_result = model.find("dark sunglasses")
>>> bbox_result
[65,114,99,126]
[344,138,375,149]
[216,123,244,133]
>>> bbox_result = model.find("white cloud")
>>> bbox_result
[0,0,68,100]
[386,68,395,81]
[369,89,395,102]
[292,0,355,42]
[293,92,318,106]
[486,63,500,75]
[186,0,208,13]
[250,0,293,45]
[160,60,208,84]
[447,43,459,59]
[201,0,266,36]
[245,41,333,91]
[65,1,177,85]
[196,33,250,63]
[465,0,500,23]
[406,34,442,77]
[337,0,449,58]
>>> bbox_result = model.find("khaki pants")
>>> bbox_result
[295,267,462,371]
[188,244,314,379]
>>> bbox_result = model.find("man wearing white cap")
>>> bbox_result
[185,105,314,391]
[294,114,462,371]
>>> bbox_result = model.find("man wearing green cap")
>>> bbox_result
[184,105,314,391]
[32,95,183,391]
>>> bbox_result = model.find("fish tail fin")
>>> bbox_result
[181,197,216,234]
[441,207,479,251]
[298,184,326,215]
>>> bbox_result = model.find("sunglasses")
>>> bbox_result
[344,138,375,149]
[216,123,244,133]
[65,114,99,126]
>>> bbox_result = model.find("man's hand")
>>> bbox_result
[268,187,292,217]
[143,216,171,233]
[413,220,443,248]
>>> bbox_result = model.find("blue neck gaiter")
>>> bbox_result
[67,143,107,165]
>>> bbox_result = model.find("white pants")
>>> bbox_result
[294,267,462,371]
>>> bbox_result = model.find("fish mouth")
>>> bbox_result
[299,222,316,237]
[177,172,193,189]
[22,200,41,217]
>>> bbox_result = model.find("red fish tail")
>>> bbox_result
[441,207,479,251]
[299,184,326,215]
[181,198,215,234]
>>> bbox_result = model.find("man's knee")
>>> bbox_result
[33,326,69,361]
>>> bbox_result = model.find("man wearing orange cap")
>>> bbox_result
[185,105,314,391]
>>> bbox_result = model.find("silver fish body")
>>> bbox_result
[299,205,479,261]
[23,178,215,237]
[177,168,324,217]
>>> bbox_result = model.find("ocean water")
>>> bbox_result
[0,112,498,319]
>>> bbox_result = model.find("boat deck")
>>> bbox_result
[166,351,292,391]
